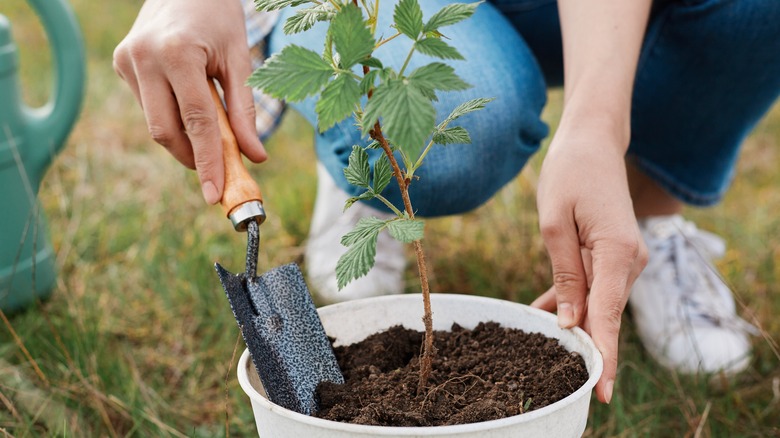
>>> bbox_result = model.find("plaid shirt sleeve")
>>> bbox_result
[242,0,284,141]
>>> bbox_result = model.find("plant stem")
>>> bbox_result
[398,44,416,77]
[409,138,435,177]
[373,192,404,217]
[375,31,402,49]
[369,121,435,394]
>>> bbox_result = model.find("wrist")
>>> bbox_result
[556,104,631,153]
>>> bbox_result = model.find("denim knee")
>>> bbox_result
[629,0,780,206]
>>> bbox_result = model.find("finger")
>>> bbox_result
[137,79,196,169]
[220,49,268,164]
[530,286,557,312]
[167,63,224,205]
[113,43,142,105]
[587,240,638,404]
[540,217,588,328]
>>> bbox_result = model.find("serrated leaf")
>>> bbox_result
[316,73,361,132]
[387,219,424,243]
[361,57,384,69]
[432,126,471,145]
[365,140,382,149]
[331,4,374,68]
[415,85,438,102]
[360,69,380,95]
[441,97,494,126]
[378,67,397,82]
[373,155,393,194]
[254,0,309,12]
[394,0,423,39]
[415,38,464,60]
[343,145,371,188]
[324,30,334,64]
[422,2,479,33]
[336,230,380,289]
[283,3,335,35]
[340,217,387,246]
[247,45,332,102]
[362,79,436,160]
[408,62,470,95]
[344,191,375,211]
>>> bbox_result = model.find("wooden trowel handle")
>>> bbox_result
[209,80,266,230]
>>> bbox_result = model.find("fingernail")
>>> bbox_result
[558,303,574,328]
[202,181,220,205]
[604,379,614,404]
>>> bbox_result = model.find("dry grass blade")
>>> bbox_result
[693,401,712,438]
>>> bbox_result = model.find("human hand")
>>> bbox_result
[531,128,648,404]
[113,0,267,204]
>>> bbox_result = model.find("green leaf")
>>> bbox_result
[283,3,335,35]
[422,2,479,33]
[378,67,397,82]
[441,97,494,126]
[365,140,382,149]
[432,126,471,145]
[373,155,393,194]
[254,0,310,12]
[336,217,388,289]
[415,85,439,102]
[331,4,375,68]
[415,38,464,60]
[408,62,470,93]
[387,218,424,243]
[360,69,380,95]
[344,191,375,211]
[362,79,436,160]
[247,45,332,102]
[340,217,386,246]
[336,234,379,289]
[393,0,423,39]
[361,57,384,69]
[316,74,361,132]
[343,145,371,188]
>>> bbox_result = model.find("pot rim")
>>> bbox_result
[237,293,603,435]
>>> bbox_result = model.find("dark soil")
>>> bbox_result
[315,322,588,427]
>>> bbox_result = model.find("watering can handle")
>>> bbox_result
[209,80,266,231]
[24,0,85,172]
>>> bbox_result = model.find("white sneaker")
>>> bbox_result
[628,215,758,375]
[305,163,406,304]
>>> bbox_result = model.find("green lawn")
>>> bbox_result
[2,0,779,436]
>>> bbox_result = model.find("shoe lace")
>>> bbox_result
[643,219,759,336]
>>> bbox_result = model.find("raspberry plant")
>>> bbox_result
[248,0,491,391]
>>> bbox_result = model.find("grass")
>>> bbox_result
[2,0,779,436]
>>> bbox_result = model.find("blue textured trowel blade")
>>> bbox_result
[215,262,344,416]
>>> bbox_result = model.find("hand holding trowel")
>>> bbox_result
[208,79,343,416]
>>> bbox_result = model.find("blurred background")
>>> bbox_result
[1,0,778,436]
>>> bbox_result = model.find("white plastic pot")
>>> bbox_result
[237,293,603,437]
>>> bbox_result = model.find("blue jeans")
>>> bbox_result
[267,0,780,216]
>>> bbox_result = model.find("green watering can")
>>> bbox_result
[0,0,85,313]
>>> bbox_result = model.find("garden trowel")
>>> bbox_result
[208,80,343,416]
